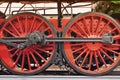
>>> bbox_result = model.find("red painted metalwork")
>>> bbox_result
[0,19,4,24]
[63,12,120,75]
[0,11,119,75]
[0,12,56,74]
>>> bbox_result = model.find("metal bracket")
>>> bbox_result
[57,0,62,27]
[102,33,113,44]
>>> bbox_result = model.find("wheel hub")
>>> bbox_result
[86,35,102,51]
[86,42,102,51]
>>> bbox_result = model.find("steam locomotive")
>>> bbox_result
[0,0,119,76]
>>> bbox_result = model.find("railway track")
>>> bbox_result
[0,65,120,80]
[0,71,120,80]
[0,76,120,80]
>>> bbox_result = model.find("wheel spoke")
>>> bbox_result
[35,21,44,31]
[29,51,39,67]
[100,49,114,62]
[113,35,120,40]
[17,17,24,34]
[97,50,107,68]
[80,50,89,67]
[102,46,119,55]
[94,51,99,70]
[111,27,117,32]
[103,44,120,50]
[32,49,47,62]
[70,28,85,38]
[105,44,120,49]
[25,15,28,33]
[74,49,88,61]
[44,27,50,32]
[112,44,120,47]
[111,44,120,50]
[98,22,110,36]
[29,16,36,33]
[75,22,88,37]
[91,16,94,35]
[8,48,17,52]
[95,17,102,34]
[21,53,25,70]
[71,43,84,47]
[46,34,54,38]
[27,53,31,70]
[82,18,90,35]
[11,49,19,57]
[36,47,51,55]
[14,51,22,65]
[9,22,21,36]
[72,46,86,53]
[3,28,17,37]
[88,51,93,70]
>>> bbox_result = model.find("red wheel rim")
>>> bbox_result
[0,13,56,74]
[63,12,120,75]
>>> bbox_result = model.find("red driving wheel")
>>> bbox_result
[0,12,56,75]
[63,12,120,75]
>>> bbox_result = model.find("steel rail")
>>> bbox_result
[0,75,120,80]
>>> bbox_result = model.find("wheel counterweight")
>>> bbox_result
[63,12,120,75]
[0,12,56,75]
